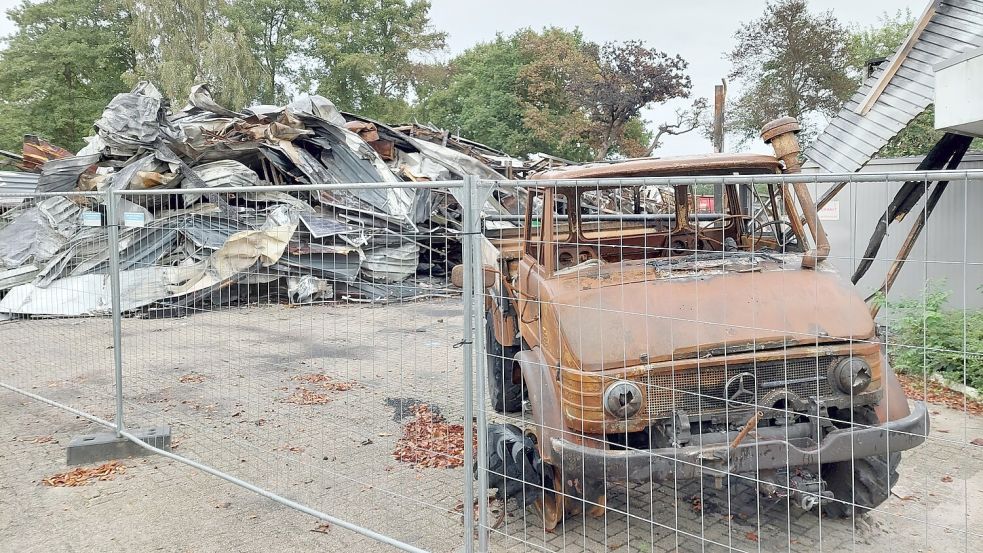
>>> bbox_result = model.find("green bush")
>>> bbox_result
[878,283,983,391]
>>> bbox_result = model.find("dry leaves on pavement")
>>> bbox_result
[392,404,473,469]
[284,388,331,405]
[898,374,983,416]
[291,373,357,391]
[43,461,126,487]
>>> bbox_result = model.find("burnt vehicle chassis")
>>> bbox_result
[474,119,929,530]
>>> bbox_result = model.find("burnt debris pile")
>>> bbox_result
[0,82,533,317]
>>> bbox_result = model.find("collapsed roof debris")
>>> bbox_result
[0,82,539,318]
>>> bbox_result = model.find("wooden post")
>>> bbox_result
[713,80,726,154]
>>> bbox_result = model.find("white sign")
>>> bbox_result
[81,210,102,227]
[123,212,146,228]
[818,199,840,221]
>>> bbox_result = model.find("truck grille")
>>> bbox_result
[642,356,838,419]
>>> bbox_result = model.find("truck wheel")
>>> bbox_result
[534,462,605,531]
[821,409,902,518]
[534,463,582,530]
[485,312,522,413]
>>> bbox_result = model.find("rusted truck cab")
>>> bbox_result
[480,119,928,529]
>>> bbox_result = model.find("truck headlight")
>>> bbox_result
[830,357,872,395]
[603,381,643,418]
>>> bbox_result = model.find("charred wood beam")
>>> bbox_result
[867,177,950,318]
[850,133,972,285]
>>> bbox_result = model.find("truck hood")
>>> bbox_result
[548,256,875,371]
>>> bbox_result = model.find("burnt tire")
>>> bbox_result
[486,312,522,413]
[821,410,902,518]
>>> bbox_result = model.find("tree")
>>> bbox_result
[846,9,914,81]
[225,0,307,104]
[300,0,446,121]
[574,41,691,160]
[646,98,709,156]
[418,28,595,161]
[0,0,134,152]
[126,0,264,109]
[726,0,855,145]
[419,29,694,161]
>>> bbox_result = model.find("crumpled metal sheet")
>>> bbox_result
[0,265,39,291]
[183,84,243,118]
[0,264,203,317]
[360,243,419,283]
[286,96,347,127]
[0,197,79,268]
[38,154,100,193]
[299,212,361,239]
[94,82,166,153]
[181,160,260,203]
[210,219,296,279]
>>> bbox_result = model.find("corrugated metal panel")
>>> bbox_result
[805,0,983,173]
[0,171,39,207]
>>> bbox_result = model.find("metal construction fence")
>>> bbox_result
[1,170,982,552]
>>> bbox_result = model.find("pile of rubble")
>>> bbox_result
[0,83,535,318]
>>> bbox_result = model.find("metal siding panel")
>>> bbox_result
[826,119,889,153]
[806,0,983,173]
[942,3,983,25]
[944,0,983,16]
[913,36,966,59]
[890,68,936,98]
[815,125,877,165]
[925,17,983,46]
[835,106,906,138]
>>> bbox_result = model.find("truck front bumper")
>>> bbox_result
[550,402,929,483]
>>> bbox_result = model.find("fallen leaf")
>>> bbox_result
[898,375,983,416]
[43,461,126,487]
[311,522,331,534]
[179,374,206,384]
[942,475,954,483]
[291,373,358,391]
[283,388,330,405]
[745,531,759,543]
[970,438,983,446]
[392,404,474,469]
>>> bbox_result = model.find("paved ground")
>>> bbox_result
[2,300,982,552]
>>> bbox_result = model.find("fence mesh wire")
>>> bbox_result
[0,173,981,552]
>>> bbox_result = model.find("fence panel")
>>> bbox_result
[0,190,118,428]
[471,172,981,553]
[3,171,983,552]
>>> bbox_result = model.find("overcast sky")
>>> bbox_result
[0,0,926,154]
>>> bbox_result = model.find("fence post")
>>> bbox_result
[460,175,477,553]
[105,188,125,437]
[466,176,491,552]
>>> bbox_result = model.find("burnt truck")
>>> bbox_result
[466,118,929,530]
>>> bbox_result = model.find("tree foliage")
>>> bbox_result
[846,9,914,80]
[419,28,691,161]
[225,0,306,104]
[418,29,591,160]
[126,0,265,109]
[726,0,855,145]
[0,0,134,152]
[574,41,691,160]
[300,0,446,121]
